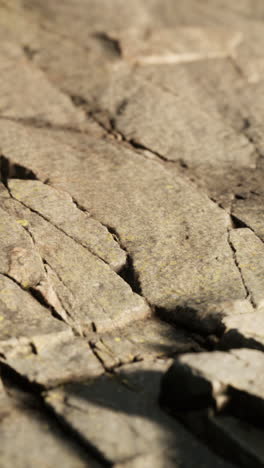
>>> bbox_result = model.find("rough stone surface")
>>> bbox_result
[0,120,248,333]
[0,377,101,468]
[8,179,127,272]
[228,228,264,308]
[0,183,150,334]
[0,1,264,467]
[90,318,201,369]
[0,274,70,345]
[1,335,104,388]
[46,361,235,467]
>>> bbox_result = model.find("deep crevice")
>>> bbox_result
[28,286,65,323]
[1,272,65,325]
[118,254,142,296]
[230,211,264,246]
[102,224,143,296]
[230,214,248,229]
[227,229,255,307]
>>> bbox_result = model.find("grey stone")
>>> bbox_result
[161,349,264,422]
[9,179,127,272]
[0,379,101,468]
[0,121,248,334]
[96,70,254,171]
[1,335,103,388]
[232,193,264,243]
[1,2,264,466]
[229,228,264,308]
[0,39,87,128]
[0,205,45,289]
[0,183,149,334]
[220,311,264,351]
[91,318,201,369]
[45,360,235,466]
[0,274,70,345]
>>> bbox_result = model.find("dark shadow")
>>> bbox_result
[57,366,239,468]
[0,154,37,186]
[218,328,264,353]
[0,365,104,467]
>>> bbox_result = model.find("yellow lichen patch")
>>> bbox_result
[114,337,121,342]
[16,219,29,227]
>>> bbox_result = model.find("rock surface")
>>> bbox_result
[0,1,264,467]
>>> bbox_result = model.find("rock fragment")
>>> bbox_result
[0,205,45,289]
[9,179,127,272]
[1,184,149,334]
[220,311,264,351]
[1,335,103,388]
[0,274,70,346]
[161,349,264,423]
[91,318,201,369]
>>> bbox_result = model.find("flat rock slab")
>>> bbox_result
[96,69,254,172]
[0,377,100,468]
[8,179,126,272]
[45,360,236,466]
[1,1,264,467]
[0,205,45,289]
[0,183,149,334]
[0,120,249,334]
[1,335,103,388]
[0,39,86,129]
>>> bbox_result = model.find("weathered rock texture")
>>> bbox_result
[0,1,263,467]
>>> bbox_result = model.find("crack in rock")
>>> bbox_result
[227,228,255,307]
